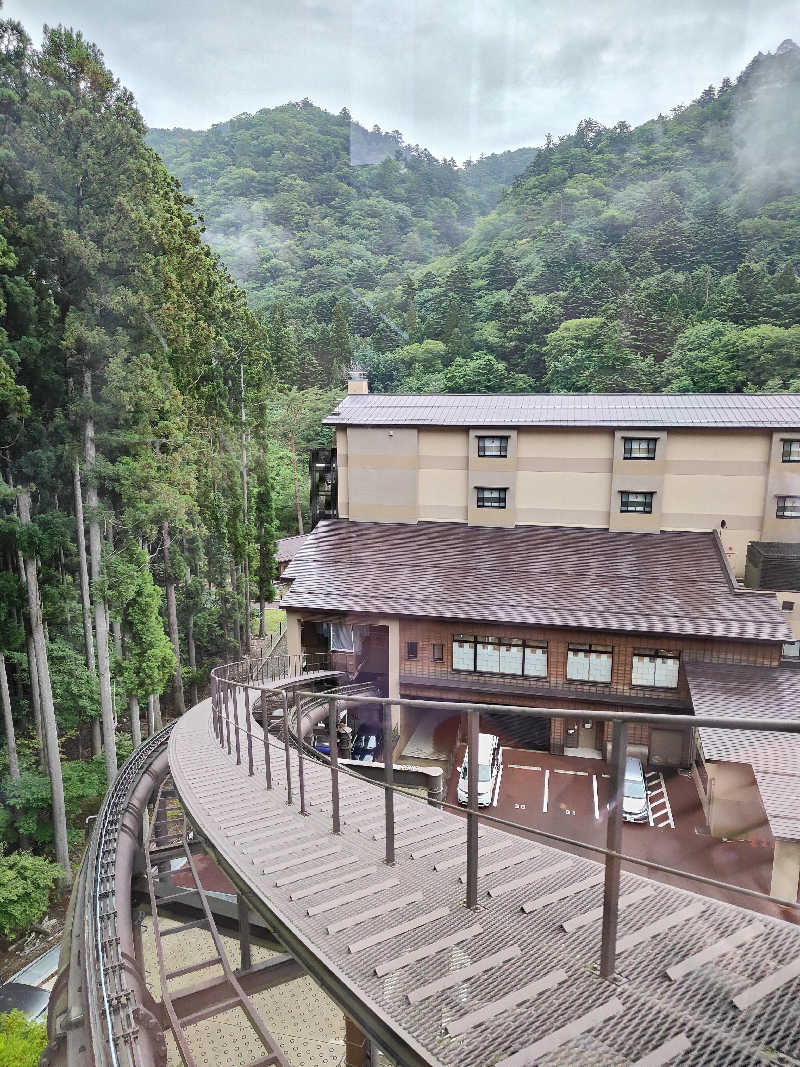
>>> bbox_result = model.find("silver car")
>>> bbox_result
[622,756,649,823]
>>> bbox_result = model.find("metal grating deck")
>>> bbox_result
[170,696,800,1066]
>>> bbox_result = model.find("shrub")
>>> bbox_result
[0,1010,47,1067]
[0,850,61,939]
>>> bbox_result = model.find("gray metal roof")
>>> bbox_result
[324,392,800,428]
[686,662,800,840]
[276,533,309,563]
[283,520,791,643]
[172,696,800,1065]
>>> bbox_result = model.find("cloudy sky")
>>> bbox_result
[7,0,800,160]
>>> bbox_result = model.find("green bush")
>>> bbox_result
[0,1010,47,1067]
[0,849,60,939]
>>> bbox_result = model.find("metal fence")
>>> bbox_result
[210,653,800,981]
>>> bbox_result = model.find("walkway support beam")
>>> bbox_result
[600,719,628,977]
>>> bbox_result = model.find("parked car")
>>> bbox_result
[622,756,649,822]
[457,733,502,807]
[351,722,382,763]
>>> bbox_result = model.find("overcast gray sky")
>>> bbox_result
[7,0,800,160]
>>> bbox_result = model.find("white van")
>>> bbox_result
[457,733,502,807]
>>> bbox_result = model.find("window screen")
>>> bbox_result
[476,486,507,508]
[623,437,657,459]
[476,638,501,672]
[478,436,509,457]
[498,639,523,674]
[620,491,654,514]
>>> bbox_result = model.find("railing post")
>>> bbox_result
[328,696,341,835]
[211,674,218,740]
[244,686,254,776]
[466,707,480,909]
[223,682,232,755]
[296,690,307,816]
[382,701,395,866]
[262,688,272,790]
[233,684,241,765]
[600,718,628,978]
[282,690,293,805]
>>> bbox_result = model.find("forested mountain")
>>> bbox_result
[150,41,800,397]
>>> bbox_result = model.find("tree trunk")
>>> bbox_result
[17,491,71,885]
[230,562,241,651]
[260,596,266,638]
[187,612,199,707]
[240,360,251,654]
[150,692,163,732]
[146,694,155,736]
[83,367,117,783]
[0,653,19,780]
[26,633,45,767]
[162,520,185,715]
[73,461,101,756]
[289,433,304,535]
[128,694,141,749]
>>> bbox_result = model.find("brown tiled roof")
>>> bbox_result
[282,520,791,643]
[686,662,800,839]
[276,534,309,564]
[324,392,800,428]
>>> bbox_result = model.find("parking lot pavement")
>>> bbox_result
[445,743,794,920]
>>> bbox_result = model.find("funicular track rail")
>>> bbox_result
[46,725,174,1067]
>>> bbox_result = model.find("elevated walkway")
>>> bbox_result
[170,689,800,1066]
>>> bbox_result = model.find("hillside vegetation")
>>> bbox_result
[150,41,800,396]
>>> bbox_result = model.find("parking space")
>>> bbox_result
[445,742,788,918]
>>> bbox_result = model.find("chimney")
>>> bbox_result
[347,368,368,395]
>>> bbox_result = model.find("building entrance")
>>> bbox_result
[565,718,601,754]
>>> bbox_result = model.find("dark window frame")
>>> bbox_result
[476,486,508,509]
[432,642,444,662]
[477,435,509,458]
[450,634,549,679]
[781,439,800,463]
[620,490,654,514]
[406,641,418,660]
[623,437,657,460]
[630,647,680,689]
[776,495,800,519]
[566,643,614,684]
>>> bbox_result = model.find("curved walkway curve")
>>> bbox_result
[170,689,800,1067]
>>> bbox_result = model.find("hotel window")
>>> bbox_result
[782,439,800,462]
[776,496,800,519]
[478,435,509,457]
[623,437,657,460]
[632,649,680,688]
[432,642,444,662]
[567,643,613,683]
[452,635,476,671]
[522,641,548,678]
[620,491,654,514]
[406,641,418,659]
[476,486,507,509]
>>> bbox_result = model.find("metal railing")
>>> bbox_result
[210,653,800,981]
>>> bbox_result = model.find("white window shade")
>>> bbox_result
[453,639,475,671]
[477,641,501,673]
[632,655,656,686]
[589,651,612,682]
[499,643,523,674]
[523,646,547,677]
[654,657,679,688]
[567,649,590,680]
[330,623,354,652]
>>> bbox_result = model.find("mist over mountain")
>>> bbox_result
[148,41,800,395]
